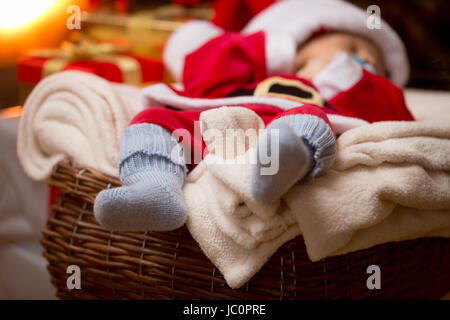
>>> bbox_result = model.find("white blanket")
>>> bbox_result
[18,71,142,180]
[185,107,450,289]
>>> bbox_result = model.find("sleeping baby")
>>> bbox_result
[94,0,414,231]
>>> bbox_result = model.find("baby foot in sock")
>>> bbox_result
[94,172,186,231]
[250,121,312,204]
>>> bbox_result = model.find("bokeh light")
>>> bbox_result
[0,0,88,66]
[0,0,59,30]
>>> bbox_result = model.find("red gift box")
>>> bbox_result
[17,40,166,103]
[17,53,164,86]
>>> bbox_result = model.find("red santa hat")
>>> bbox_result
[242,0,410,87]
[164,0,409,87]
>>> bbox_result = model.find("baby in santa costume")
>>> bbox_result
[94,0,414,231]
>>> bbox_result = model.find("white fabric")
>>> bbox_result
[264,32,297,76]
[163,20,224,82]
[17,71,142,180]
[313,51,363,100]
[243,0,410,87]
[184,107,450,289]
[0,117,54,299]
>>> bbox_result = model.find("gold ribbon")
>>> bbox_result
[29,38,142,85]
[254,76,325,106]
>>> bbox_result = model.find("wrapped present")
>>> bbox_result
[17,37,165,103]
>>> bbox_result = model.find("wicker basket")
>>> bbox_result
[41,161,450,299]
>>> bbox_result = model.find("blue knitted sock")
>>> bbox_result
[94,123,187,231]
[251,114,336,204]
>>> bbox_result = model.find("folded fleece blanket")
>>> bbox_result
[184,106,450,289]
[18,71,141,180]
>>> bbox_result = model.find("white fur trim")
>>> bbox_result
[243,0,409,87]
[163,20,223,82]
[141,83,368,134]
[264,32,297,76]
[313,52,363,100]
[141,83,303,110]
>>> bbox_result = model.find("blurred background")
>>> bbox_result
[0,0,449,110]
[0,0,449,300]
[349,0,450,90]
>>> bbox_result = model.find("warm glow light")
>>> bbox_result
[0,106,23,119]
[0,0,59,30]
[0,0,87,66]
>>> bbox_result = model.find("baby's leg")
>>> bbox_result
[94,107,201,231]
[251,105,336,203]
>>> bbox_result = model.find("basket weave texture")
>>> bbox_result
[42,161,450,299]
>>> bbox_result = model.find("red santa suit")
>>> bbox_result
[130,23,413,164]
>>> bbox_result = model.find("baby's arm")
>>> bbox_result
[182,30,267,97]
[164,20,296,98]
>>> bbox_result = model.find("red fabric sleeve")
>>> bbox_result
[329,70,414,123]
[182,31,267,98]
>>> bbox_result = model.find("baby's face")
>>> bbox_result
[293,32,385,80]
